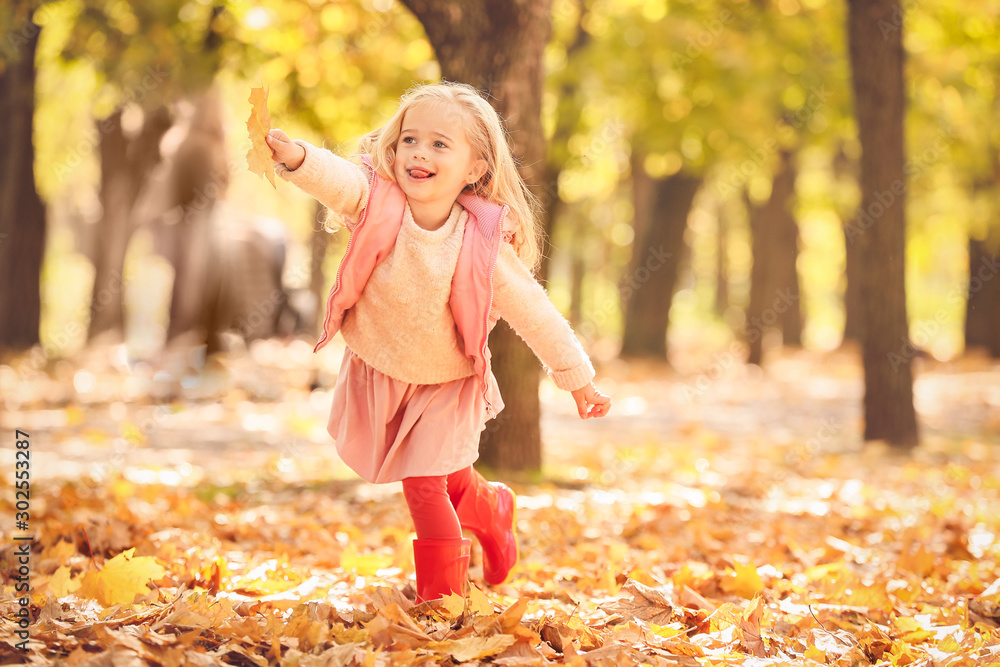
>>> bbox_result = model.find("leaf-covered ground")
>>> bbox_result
[2,339,1000,666]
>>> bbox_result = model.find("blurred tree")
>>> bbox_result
[0,2,47,353]
[960,74,1000,358]
[621,149,701,359]
[832,143,863,345]
[899,0,1000,359]
[965,226,1000,357]
[88,106,172,342]
[400,0,551,472]
[573,0,846,362]
[162,89,229,346]
[57,0,226,343]
[744,148,802,365]
[847,0,918,447]
[539,0,588,288]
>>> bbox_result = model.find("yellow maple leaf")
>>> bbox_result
[42,539,76,565]
[722,561,764,600]
[803,645,826,661]
[468,585,494,616]
[498,597,529,633]
[246,86,275,188]
[435,635,516,662]
[440,592,466,618]
[48,565,80,598]
[340,545,393,576]
[76,548,166,606]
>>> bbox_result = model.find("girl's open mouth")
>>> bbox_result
[408,168,434,180]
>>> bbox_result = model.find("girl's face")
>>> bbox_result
[393,101,487,213]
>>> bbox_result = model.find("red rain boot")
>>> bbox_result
[455,470,518,585]
[412,537,471,602]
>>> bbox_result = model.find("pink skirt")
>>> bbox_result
[327,347,489,483]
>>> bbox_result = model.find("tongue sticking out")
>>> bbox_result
[410,168,432,178]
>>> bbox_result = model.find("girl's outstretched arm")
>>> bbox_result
[492,242,612,419]
[265,129,370,227]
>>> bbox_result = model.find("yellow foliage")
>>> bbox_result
[76,548,166,607]
[246,86,275,188]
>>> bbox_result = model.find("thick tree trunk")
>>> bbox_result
[0,12,46,353]
[620,153,701,361]
[965,233,1000,357]
[744,149,801,364]
[401,0,551,472]
[847,0,918,448]
[88,106,171,342]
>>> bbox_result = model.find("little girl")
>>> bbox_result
[265,82,611,601]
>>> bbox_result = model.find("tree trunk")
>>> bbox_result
[965,233,1000,357]
[620,153,701,360]
[165,91,227,344]
[0,11,46,353]
[714,203,729,318]
[847,0,918,448]
[309,200,332,336]
[744,149,801,364]
[777,153,803,346]
[842,219,864,344]
[88,106,172,342]
[569,222,585,327]
[401,0,551,472]
[833,143,864,345]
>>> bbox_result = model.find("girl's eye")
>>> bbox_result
[434,140,447,148]
[402,136,415,144]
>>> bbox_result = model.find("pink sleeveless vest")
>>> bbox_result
[312,156,509,419]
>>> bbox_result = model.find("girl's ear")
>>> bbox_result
[467,158,488,186]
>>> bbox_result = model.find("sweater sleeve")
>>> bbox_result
[274,140,370,227]
[492,242,596,392]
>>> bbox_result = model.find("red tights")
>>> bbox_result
[401,466,475,539]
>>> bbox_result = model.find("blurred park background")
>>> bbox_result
[3,1,1000,663]
[2,0,1000,471]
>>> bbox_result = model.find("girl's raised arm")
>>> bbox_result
[266,129,370,228]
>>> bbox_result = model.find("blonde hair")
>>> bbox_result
[324,81,541,271]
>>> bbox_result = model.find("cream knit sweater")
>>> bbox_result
[276,141,596,392]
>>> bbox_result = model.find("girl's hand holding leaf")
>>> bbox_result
[266,129,306,171]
